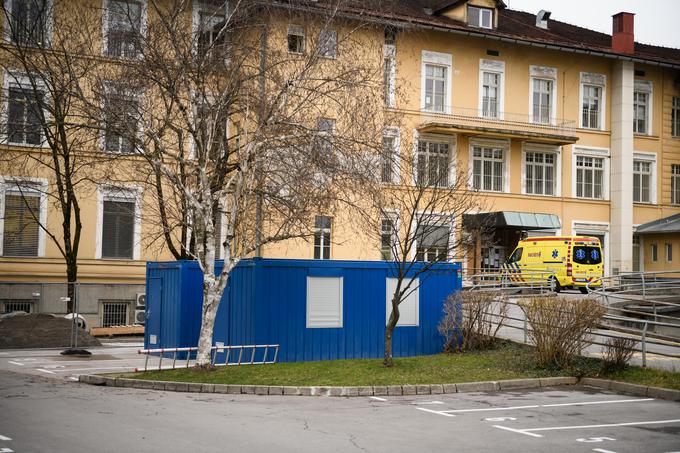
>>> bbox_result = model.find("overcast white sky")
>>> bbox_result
[505,0,680,48]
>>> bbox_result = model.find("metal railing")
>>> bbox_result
[462,271,680,368]
[587,271,680,325]
[462,268,555,293]
[475,297,680,368]
[411,106,577,137]
[135,344,280,372]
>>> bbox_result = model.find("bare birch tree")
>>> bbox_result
[90,0,392,366]
[0,1,105,313]
[370,134,485,367]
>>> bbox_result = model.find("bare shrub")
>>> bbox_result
[438,291,508,352]
[520,297,605,369]
[601,337,638,372]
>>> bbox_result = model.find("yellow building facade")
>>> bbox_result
[1,0,680,324]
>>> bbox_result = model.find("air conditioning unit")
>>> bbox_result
[135,293,146,309]
[134,309,146,325]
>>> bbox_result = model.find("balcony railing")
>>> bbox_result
[414,106,577,138]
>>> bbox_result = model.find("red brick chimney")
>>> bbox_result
[612,12,635,54]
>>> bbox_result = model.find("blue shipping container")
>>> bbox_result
[145,258,461,362]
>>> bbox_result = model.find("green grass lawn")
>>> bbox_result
[123,341,680,390]
[128,343,562,386]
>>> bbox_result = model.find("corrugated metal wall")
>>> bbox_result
[145,259,460,362]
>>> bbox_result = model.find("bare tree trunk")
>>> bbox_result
[66,261,78,314]
[384,298,400,367]
[196,278,220,368]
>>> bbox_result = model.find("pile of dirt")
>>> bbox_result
[0,313,101,349]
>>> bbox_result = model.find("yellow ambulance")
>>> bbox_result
[503,236,604,293]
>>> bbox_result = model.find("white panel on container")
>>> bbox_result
[386,278,419,326]
[306,277,343,328]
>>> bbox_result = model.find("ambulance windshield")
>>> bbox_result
[573,246,602,265]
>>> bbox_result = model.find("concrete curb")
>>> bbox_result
[580,377,680,401]
[78,374,583,397]
[77,374,680,402]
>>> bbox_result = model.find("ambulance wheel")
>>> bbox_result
[579,287,589,294]
[549,276,561,293]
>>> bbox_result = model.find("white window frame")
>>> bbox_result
[633,80,653,135]
[632,151,657,205]
[521,142,561,197]
[420,50,452,114]
[478,59,504,119]
[469,137,510,193]
[467,5,493,29]
[3,0,54,45]
[381,126,400,184]
[572,220,610,275]
[2,70,48,147]
[579,72,606,130]
[313,215,332,260]
[386,277,419,327]
[101,0,148,58]
[413,132,456,188]
[100,82,143,153]
[287,24,305,55]
[0,176,47,257]
[383,44,396,108]
[571,146,610,200]
[666,243,673,263]
[95,184,142,260]
[671,164,680,205]
[410,212,455,262]
[529,66,557,125]
[317,28,337,59]
[306,276,343,328]
[191,0,230,56]
[380,210,399,260]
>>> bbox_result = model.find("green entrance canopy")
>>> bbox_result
[463,211,561,230]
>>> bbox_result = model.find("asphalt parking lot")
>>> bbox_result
[1,369,679,453]
[0,339,145,381]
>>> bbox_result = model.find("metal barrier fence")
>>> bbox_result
[462,268,555,293]
[0,281,146,329]
[135,344,280,372]
[464,283,680,368]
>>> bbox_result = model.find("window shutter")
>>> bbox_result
[386,278,419,326]
[102,200,135,259]
[3,194,39,257]
[306,277,343,328]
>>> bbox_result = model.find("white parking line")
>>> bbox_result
[492,425,542,438]
[0,447,15,452]
[7,361,24,366]
[416,407,456,417]
[0,434,11,441]
[592,449,618,453]
[422,398,654,415]
[369,397,387,402]
[541,398,654,408]
[494,418,680,438]
[36,368,56,375]
[524,419,680,434]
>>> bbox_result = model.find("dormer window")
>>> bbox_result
[468,6,493,29]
